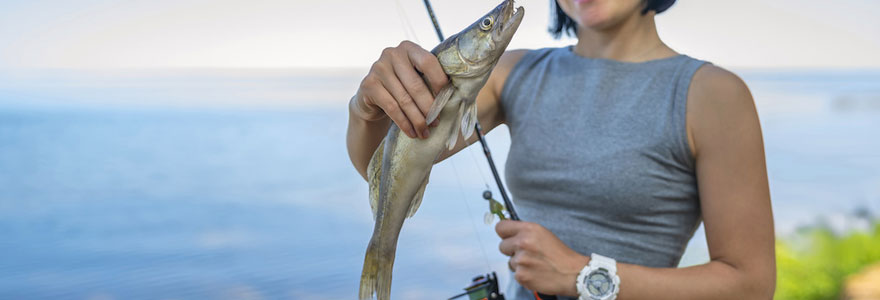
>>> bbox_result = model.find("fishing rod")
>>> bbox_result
[422,0,445,43]
[419,2,557,300]
[474,122,519,222]
[420,1,520,222]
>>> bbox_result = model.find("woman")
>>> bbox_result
[346,0,776,299]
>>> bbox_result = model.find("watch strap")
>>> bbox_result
[590,253,617,273]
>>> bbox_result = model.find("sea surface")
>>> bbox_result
[0,68,878,299]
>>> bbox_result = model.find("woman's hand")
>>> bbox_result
[352,40,449,139]
[496,220,590,297]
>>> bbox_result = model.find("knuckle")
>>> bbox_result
[373,61,391,75]
[398,40,413,48]
[411,52,428,66]
[408,77,429,92]
[420,54,438,68]
[397,93,414,106]
[383,103,400,115]
[513,239,525,250]
[406,80,430,97]
[380,47,396,59]
[361,74,378,88]
[521,237,533,247]
[515,255,530,266]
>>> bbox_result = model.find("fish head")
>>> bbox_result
[434,0,524,78]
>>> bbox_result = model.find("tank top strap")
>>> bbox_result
[669,57,709,170]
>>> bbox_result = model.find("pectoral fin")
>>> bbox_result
[367,139,385,220]
[446,103,466,150]
[407,174,430,218]
[425,84,455,125]
[460,101,478,140]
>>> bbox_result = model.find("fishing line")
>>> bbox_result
[466,142,494,191]
[392,0,421,44]
[449,158,494,271]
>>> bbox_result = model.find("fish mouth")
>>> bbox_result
[497,1,524,41]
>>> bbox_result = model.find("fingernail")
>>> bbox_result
[422,128,430,138]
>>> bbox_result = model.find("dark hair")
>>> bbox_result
[550,0,677,38]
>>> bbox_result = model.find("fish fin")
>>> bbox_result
[425,84,455,125]
[367,139,386,221]
[446,104,465,150]
[359,242,394,300]
[460,101,478,140]
[406,174,430,218]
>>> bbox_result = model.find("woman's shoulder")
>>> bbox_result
[495,49,531,74]
[686,63,758,157]
[490,47,563,92]
[487,49,532,98]
[495,47,567,73]
[689,64,753,110]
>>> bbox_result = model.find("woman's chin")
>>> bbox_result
[578,17,615,30]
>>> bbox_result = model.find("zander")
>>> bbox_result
[359,1,524,299]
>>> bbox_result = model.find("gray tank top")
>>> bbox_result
[500,47,707,299]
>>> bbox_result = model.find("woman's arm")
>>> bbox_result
[496,65,776,299]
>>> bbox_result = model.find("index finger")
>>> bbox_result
[495,220,524,239]
[406,45,448,95]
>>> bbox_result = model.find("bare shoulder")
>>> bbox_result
[689,64,752,105]
[476,49,530,125]
[489,49,530,93]
[686,64,760,157]
[496,49,530,73]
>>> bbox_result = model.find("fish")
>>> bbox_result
[359,1,524,299]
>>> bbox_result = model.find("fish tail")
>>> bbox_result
[359,242,394,300]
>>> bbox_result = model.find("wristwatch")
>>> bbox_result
[576,253,620,300]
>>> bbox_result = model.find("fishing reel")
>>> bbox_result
[448,272,505,300]
[460,190,558,300]
[447,191,508,300]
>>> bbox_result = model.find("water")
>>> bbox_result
[0,69,878,299]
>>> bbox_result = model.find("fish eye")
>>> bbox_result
[480,17,493,30]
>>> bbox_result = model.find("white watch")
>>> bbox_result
[576,253,620,300]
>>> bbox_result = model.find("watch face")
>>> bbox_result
[584,269,613,298]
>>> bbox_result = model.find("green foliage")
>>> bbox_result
[775,221,880,300]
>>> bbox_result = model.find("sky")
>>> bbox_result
[0,0,878,70]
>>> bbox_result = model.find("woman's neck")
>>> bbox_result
[573,12,676,62]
